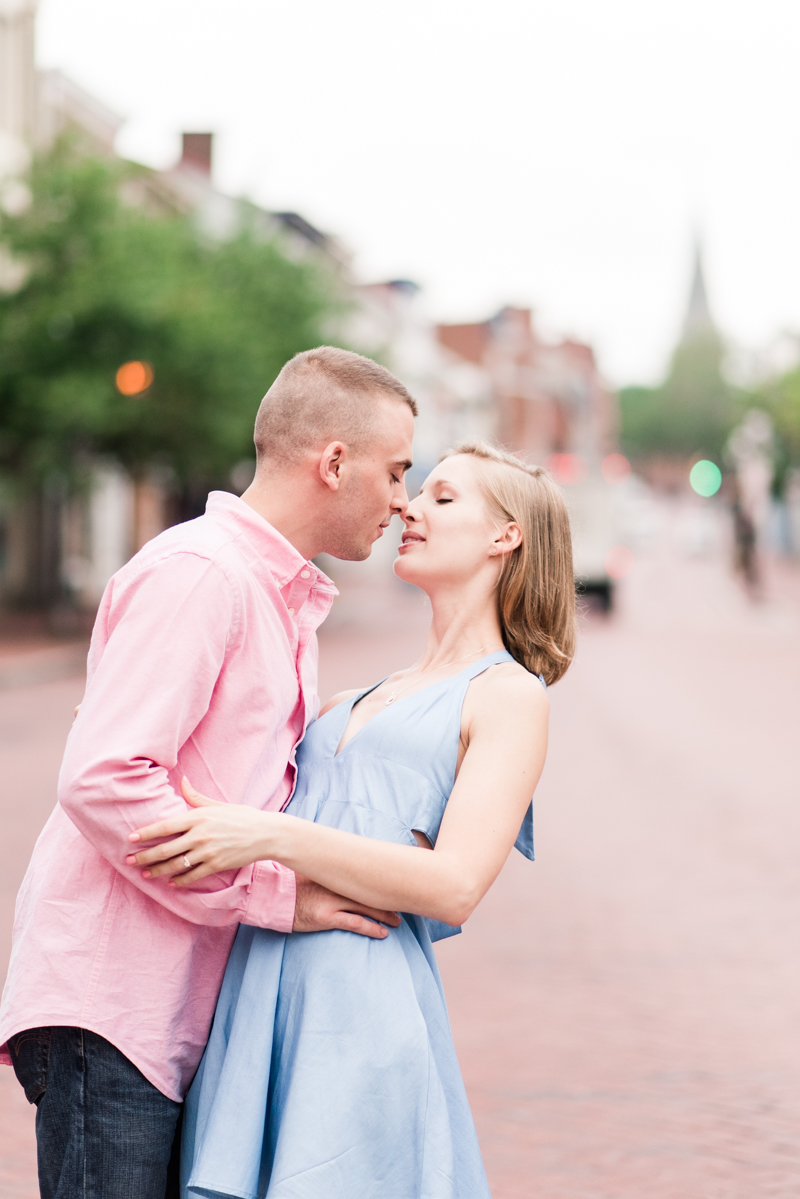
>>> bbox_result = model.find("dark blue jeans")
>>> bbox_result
[8,1026,182,1199]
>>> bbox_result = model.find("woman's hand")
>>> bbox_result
[127,778,402,938]
[126,778,278,887]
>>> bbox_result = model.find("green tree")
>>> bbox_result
[0,138,339,489]
[752,366,800,464]
[620,328,740,460]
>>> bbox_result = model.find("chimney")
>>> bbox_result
[180,132,213,176]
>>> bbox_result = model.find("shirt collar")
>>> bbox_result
[204,491,337,593]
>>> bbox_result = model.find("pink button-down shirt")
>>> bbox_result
[0,492,336,1101]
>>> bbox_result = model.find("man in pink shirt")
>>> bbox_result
[0,347,416,1199]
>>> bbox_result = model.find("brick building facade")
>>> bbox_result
[437,306,616,468]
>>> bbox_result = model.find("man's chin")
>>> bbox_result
[329,543,372,563]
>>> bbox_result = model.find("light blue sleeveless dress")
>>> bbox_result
[181,650,538,1199]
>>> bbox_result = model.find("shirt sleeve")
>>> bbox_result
[58,550,296,934]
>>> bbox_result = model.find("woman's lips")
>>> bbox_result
[399,534,425,551]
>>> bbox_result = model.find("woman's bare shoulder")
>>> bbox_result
[467,660,549,719]
[318,688,364,718]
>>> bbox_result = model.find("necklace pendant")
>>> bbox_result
[385,695,396,706]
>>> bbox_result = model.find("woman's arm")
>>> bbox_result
[128,669,548,926]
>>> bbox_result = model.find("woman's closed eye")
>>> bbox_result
[436,498,454,504]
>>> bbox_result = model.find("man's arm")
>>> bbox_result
[60,550,398,939]
[59,550,299,930]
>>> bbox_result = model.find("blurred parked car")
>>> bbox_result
[548,453,641,613]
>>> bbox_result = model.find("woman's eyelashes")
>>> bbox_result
[436,497,454,504]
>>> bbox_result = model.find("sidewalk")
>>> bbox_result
[0,641,88,690]
[0,612,88,690]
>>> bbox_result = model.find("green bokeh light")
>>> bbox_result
[689,459,722,497]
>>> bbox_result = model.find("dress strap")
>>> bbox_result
[459,648,515,681]
[459,648,546,690]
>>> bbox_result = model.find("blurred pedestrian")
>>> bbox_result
[727,409,775,598]
[731,479,759,594]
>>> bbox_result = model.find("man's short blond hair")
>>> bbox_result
[254,346,418,466]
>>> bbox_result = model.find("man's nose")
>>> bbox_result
[391,480,409,515]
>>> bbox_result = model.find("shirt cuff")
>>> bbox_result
[243,860,296,933]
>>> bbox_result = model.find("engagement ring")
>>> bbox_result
[182,856,191,869]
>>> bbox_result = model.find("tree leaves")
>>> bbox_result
[619,330,740,460]
[0,138,338,488]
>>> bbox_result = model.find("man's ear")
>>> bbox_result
[318,442,347,492]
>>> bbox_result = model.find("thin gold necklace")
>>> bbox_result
[383,643,504,707]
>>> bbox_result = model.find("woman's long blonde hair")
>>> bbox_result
[442,440,576,685]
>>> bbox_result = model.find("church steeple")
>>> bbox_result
[682,240,714,340]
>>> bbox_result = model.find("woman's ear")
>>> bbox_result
[492,522,523,556]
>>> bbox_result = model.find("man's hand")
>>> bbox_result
[293,873,401,940]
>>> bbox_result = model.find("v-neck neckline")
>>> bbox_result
[331,651,511,759]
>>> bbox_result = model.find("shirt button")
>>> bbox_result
[300,570,310,579]
[288,607,295,616]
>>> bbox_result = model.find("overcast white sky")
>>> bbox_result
[37,0,800,385]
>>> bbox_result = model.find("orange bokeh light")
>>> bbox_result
[116,361,154,396]
[605,545,634,580]
[601,452,632,484]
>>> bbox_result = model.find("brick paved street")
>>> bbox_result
[1,503,799,1197]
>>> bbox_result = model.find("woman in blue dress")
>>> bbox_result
[132,441,575,1199]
